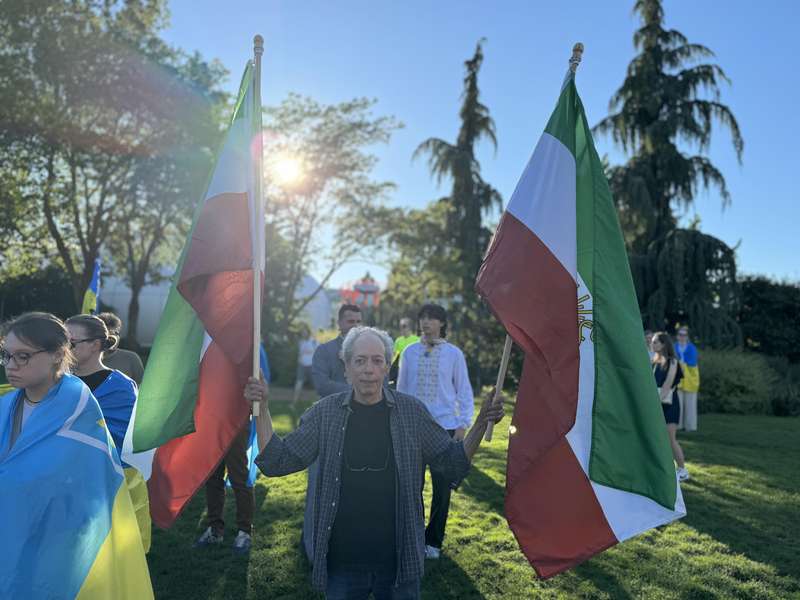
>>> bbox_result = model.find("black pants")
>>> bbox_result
[205,424,254,534]
[424,429,455,549]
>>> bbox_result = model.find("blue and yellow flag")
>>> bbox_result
[0,375,153,599]
[82,258,101,314]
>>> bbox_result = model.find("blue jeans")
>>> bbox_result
[326,567,420,600]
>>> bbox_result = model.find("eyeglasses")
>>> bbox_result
[70,338,100,349]
[0,349,49,367]
[344,448,391,473]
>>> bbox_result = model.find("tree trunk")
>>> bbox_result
[126,282,143,351]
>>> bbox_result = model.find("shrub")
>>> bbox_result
[765,357,800,417]
[699,349,779,415]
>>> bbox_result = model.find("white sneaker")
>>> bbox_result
[194,526,223,547]
[232,530,252,555]
[677,467,690,482]
[425,545,441,559]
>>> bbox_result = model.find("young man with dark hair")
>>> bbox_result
[397,304,473,559]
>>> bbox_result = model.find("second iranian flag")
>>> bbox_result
[476,66,685,577]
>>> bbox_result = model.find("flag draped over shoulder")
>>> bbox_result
[82,258,101,314]
[121,62,264,528]
[0,375,153,599]
[475,70,685,578]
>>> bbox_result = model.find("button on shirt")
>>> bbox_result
[397,341,474,430]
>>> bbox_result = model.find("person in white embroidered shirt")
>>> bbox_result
[397,303,473,560]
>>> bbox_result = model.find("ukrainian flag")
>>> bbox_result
[82,258,101,315]
[0,374,153,599]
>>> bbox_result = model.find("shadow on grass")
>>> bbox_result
[678,420,800,579]
[421,553,485,600]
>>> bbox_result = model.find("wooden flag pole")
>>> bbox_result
[251,34,264,416]
[484,334,513,442]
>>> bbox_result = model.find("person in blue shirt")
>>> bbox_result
[195,344,271,554]
[66,314,151,552]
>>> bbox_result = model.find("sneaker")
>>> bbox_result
[194,526,223,548]
[425,545,441,560]
[677,467,690,482]
[232,530,252,555]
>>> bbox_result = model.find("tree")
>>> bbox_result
[0,0,219,316]
[594,0,744,345]
[261,94,401,337]
[413,39,502,298]
[106,53,228,348]
[739,276,800,363]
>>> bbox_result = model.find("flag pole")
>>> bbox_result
[251,34,264,416]
[484,334,513,442]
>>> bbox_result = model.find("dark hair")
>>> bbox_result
[338,304,362,320]
[97,312,123,336]
[417,303,448,337]
[1,312,74,375]
[652,331,676,362]
[66,314,120,352]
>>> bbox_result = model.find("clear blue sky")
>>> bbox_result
[163,0,799,288]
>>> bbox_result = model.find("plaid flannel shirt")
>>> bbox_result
[255,386,471,591]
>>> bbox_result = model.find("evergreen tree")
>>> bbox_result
[414,39,501,297]
[595,0,744,344]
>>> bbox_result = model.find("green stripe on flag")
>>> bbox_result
[569,82,678,509]
[544,76,578,157]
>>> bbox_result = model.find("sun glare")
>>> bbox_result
[269,153,304,187]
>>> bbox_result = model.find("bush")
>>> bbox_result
[765,357,800,417]
[699,349,779,415]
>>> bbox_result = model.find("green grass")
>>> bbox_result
[145,390,797,598]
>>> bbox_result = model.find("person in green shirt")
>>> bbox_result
[389,318,419,387]
[393,318,420,363]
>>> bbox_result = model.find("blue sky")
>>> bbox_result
[163,1,799,288]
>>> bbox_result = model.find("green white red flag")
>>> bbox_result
[122,62,264,528]
[475,68,685,577]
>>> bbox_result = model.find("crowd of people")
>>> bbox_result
[0,303,700,598]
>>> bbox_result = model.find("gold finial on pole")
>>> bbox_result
[569,42,584,73]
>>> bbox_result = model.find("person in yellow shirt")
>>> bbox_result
[389,318,419,386]
[675,326,700,432]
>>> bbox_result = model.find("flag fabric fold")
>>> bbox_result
[476,70,685,578]
[0,375,153,599]
[122,61,264,529]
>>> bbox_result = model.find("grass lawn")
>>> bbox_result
[145,388,800,599]
[4,380,796,598]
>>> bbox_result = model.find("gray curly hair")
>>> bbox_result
[340,326,394,366]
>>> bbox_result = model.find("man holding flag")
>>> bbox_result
[475,44,685,577]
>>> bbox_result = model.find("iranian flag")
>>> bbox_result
[121,62,264,528]
[475,65,685,577]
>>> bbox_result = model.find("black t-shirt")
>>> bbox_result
[327,398,396,571]
[78,369,113,392]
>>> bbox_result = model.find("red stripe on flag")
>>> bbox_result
[476,212,579,444]
[476,212,614,574]
[506,430,617,578]
[147,341,250,528]
[178,192,256,365]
